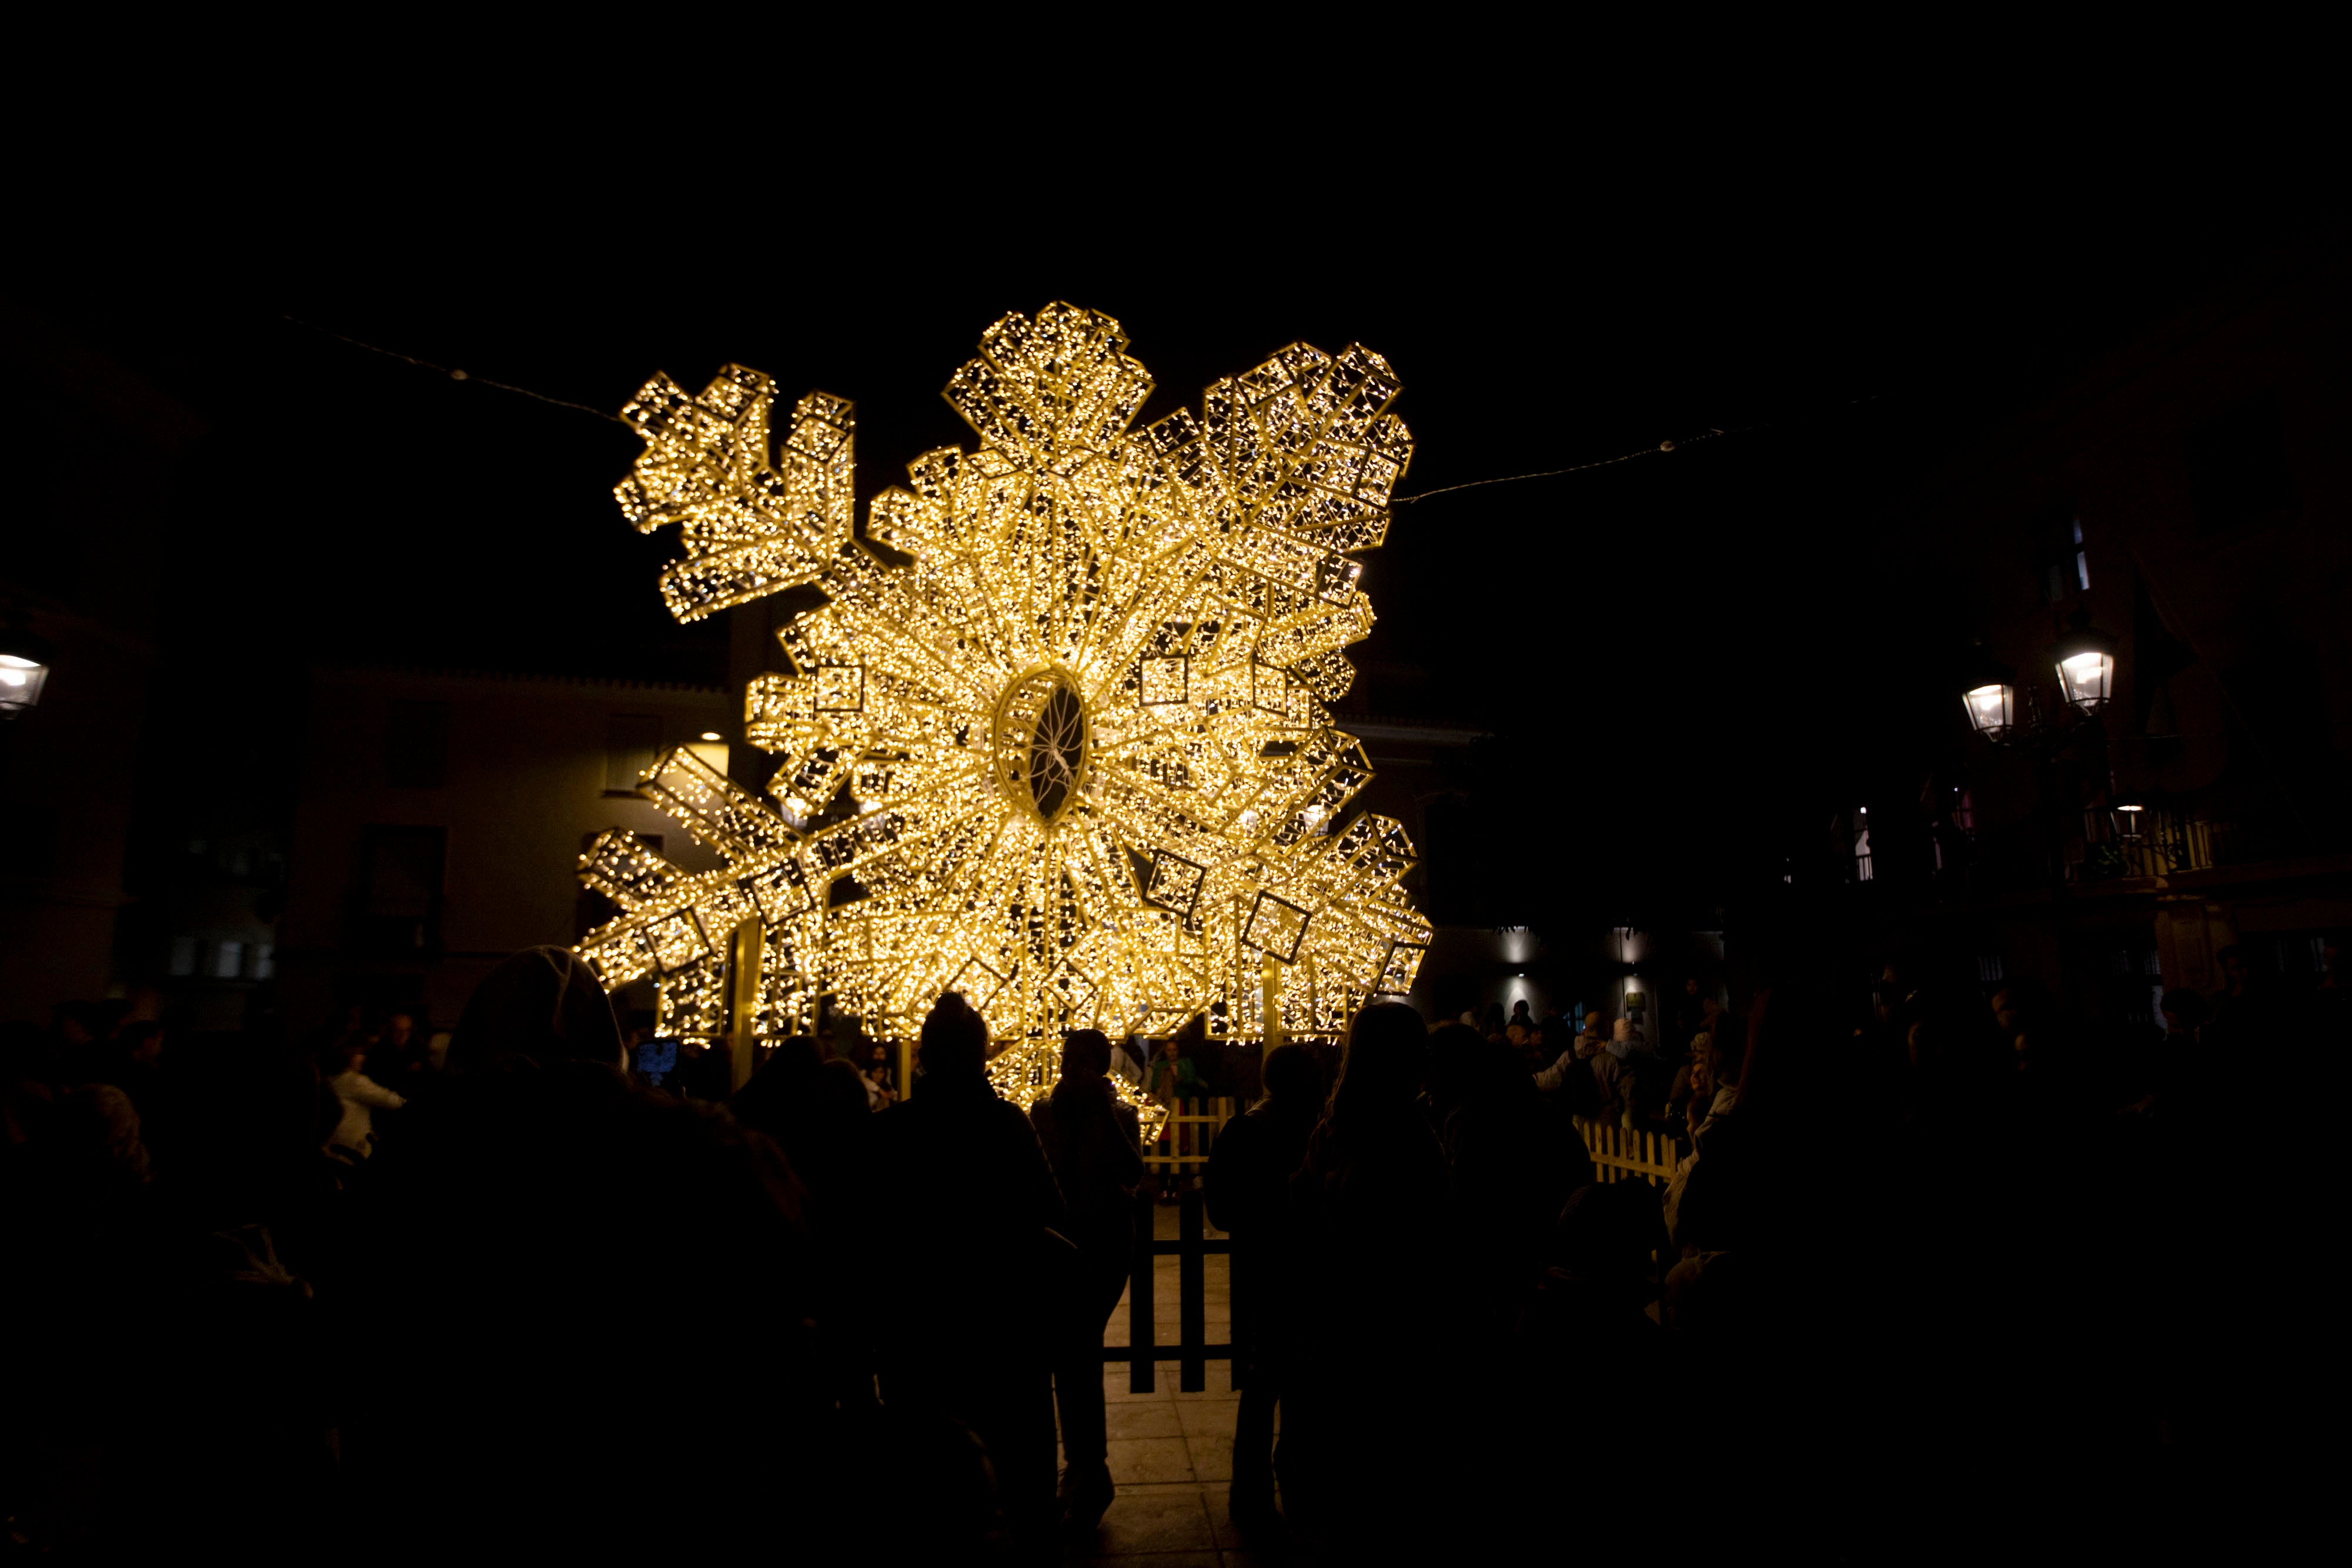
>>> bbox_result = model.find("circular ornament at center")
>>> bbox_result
[993,668,1090,828]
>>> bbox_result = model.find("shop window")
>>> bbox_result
[1851,808,1874,882]
[251,942,275,980]
[387,701,450,788]
[211,940,244,979]
[167,936,198,977]
[2189,393,2292,534]
[607,714,662,794]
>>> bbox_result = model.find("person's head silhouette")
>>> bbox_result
[1061,1027,1112,1079]
[919,992,990,1081]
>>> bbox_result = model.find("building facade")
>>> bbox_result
[0,302,201,1025]
[1830,242,2351,1022]
[275,667,729,1035]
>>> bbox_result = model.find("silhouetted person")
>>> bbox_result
[731,1035,870,1226]
[344,947,835,1555]
[372,1009,432,1087]
[103,1020,173,1155]
[676,1035,733,1101]
[1204,1041,1327,1522]
[1282,1002,1440,1544]
[1028,1027,1142,1529]
[867,993,1068,1551]
[1447,1029,1593,1336]
[1524,1179,1668,1382]
[861,1040,897,1108]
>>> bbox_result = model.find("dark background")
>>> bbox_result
[12,145,2326,937]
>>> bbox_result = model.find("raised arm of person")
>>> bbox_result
[339,1073,407,1112]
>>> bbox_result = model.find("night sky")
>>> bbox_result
[16,150,2320,927]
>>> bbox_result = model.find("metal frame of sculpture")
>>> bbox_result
[574,303,1431,1118]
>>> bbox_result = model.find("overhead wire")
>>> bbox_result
[284,312,1876,497]
[282,315,630,424]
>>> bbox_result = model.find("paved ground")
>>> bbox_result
[1063,1205,1308,1566]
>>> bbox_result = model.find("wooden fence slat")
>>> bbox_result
[1146,1096,1239,1173]
[1179,1185,1207,1392]
[1575,1115,1685,1187]
[1127,1187,1155,1393]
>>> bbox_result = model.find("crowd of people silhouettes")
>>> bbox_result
[6,927,2313,1557]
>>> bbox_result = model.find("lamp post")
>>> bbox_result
[0,628,53,719]
[1952,618,2126,988]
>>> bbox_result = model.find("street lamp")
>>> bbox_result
[1959,647,2018,743]
[2053,617,2118,718]
[0,628,52,718]
[1958,617,2120,746]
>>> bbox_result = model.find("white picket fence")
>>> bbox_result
[1143,1096,1685,1182]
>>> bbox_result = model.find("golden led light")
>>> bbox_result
[575,304,1432,1119]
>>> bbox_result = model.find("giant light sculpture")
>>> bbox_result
[575,303,1431,1116]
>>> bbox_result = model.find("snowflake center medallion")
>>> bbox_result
[994,668,1089,828]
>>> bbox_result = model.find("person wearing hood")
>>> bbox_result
[341,947,835,1556]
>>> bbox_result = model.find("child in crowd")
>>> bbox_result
[324,1041,405,1162]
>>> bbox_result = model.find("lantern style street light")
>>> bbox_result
[0,628,52,718]
[1959,647,2019,744]
[1957,617,2120,748]
[1962,681,2016,741]
[2053,617,2119,718]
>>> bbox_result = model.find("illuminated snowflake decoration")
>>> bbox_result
[574,304,1432,1111]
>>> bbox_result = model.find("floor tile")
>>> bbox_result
[1186,1427,1235,1482]
[1202,1486,1294,1553]
[1220,1549,1309,1568]
[1086,1488,1217,1554]
[1107,1436,1194,1485]
[1105,1402,1184,1439]
[1174,1399,1238,1437]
